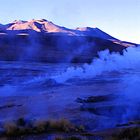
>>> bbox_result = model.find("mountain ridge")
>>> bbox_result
[0,19,137,63]
[0,19,118,40]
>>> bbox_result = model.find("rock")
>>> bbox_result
[76,94,116,103]
[0,127,5,135]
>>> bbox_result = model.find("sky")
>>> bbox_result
[0,0,140,43]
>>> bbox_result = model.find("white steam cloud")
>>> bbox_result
[53,46,140,83]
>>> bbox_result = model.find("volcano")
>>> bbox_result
[0,19,137,62]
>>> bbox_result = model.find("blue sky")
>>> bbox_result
[0,0,140,43]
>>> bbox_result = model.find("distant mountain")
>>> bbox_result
[5,19,76,35]
[76,27,117,40]
[0,23,6,31]
[1,19,117,39]
[0,19,137,63]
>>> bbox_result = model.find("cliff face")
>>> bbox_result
[0,19,137,63]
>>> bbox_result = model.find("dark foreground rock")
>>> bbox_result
[76,94,116,103]
[77,94,140,120]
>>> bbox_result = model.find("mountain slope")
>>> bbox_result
[3,19,117,40]
[76,27,117,40]
[6,19,76,35]
[0,19,137,63]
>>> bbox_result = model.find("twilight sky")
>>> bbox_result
[0,0,139,43]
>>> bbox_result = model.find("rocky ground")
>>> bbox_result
[0,82,139,140]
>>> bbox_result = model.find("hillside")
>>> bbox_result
[0,19,137,63]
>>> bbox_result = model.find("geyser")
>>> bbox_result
[53,46,140,83]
